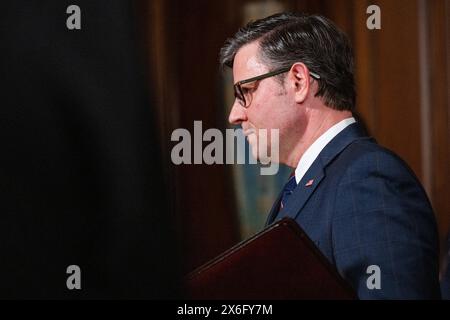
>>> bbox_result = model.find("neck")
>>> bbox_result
[283,107,353,168]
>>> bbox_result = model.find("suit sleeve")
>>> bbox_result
[331,148,441,299]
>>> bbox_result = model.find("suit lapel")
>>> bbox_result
[267,122,372,225]
[265,192,283,226]
[276,159,325,221]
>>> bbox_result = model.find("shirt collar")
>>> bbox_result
[294,117,356,184]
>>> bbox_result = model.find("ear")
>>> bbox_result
[287,63,312,104]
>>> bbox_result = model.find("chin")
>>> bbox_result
[254,144,272,165]
[249,144,258,161]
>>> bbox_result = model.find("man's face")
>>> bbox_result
[228,42,304,164]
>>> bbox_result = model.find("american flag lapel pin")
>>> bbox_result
[305,179,314,187]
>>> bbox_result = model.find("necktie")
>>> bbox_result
[279,175,297,211]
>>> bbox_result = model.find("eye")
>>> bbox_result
[241,85,256,95]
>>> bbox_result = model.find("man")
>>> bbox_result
[441,234,450,299]
[220,12,440,299]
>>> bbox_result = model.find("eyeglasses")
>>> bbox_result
[233,66,321,108]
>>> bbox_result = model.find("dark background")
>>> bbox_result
[0,0,179,298]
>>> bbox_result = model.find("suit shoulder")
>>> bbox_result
[347,138,403,160]
[337,138,421,183]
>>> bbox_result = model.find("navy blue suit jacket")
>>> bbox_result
[266,122,441,299]
[441,235,450,299]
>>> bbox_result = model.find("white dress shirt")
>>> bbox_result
[294,117,356,184]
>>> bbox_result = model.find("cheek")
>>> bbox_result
[253,105,290,132]
[248,100,281,128]
[253,86,291,126]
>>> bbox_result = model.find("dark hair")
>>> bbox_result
[220,12,355,111]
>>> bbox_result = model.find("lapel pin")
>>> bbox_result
[305,179,314,187]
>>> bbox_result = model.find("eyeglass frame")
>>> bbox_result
[233,66,321,108]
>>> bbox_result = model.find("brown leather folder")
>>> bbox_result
[186,218,357,299]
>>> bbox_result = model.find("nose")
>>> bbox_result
[228,100,248,125]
